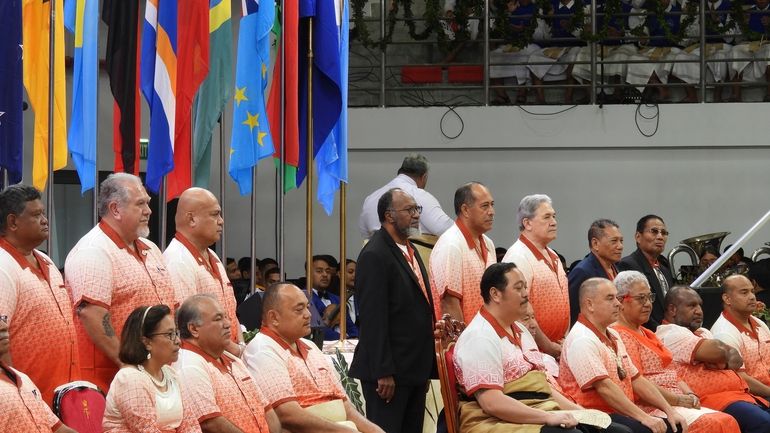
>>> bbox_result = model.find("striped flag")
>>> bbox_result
[23,0,68,191]
[140,0,177,194]
[64,0,98,193]
[192,0,233,188]
[228,0,275,195]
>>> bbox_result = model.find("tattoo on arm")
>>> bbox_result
[102,313,115,337]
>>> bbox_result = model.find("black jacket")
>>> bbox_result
[617,248,674,328]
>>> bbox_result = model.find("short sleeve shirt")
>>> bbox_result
[657,323,755,411]
[0,238,79,405]
[430,221,496,324]
[558,318,640,413]
[0,364,62,432]
[502,236,569,342]
[174,343,270,433]
[163,234,240,342]
[243,328,348,408]
[711,311,770,386]
[454,307,546,396]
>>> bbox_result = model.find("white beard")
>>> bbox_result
[137,226,150,238]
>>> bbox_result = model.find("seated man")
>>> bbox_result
[244,283,384,433]
[309,255,358,340]
[657,286,770,433]
[559,277,687,433]
[711,275,770,397]
[174,294,281,433]
[0,314,76,432]
[611,271,739,433]
[454,263,627,433]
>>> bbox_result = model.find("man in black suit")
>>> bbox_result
[617,214,674,328]
[350,188,436,433]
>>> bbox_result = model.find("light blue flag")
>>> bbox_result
[228,0,275,195]
[64,0,98,193]
[316,0,349,215]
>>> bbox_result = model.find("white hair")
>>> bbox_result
[614,270,650,297]
[516,194,552,231]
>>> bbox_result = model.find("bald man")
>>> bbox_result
[711,275,770,398]
[163,187,244,357]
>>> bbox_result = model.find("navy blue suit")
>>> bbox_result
[311,290,359,340]
[568,252,615,325]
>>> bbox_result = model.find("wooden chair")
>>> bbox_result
[434,314,465,433]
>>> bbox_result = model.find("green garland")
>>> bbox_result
[350,0,768,50]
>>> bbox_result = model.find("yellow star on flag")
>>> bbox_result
[242,112,259,131]
[261,62,267,79]
[257,131,268,146]
[234,87,248,106]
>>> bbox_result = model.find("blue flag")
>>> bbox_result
[316,0,348,215]
[296,0,343,189]
[228,0,275,195]
[64,0,98,193]
[0,0,24,185]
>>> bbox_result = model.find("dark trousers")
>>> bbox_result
[610,414,678,433]
[723,401,770,433]
[361,380,427,433]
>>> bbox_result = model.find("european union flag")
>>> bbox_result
[229,0,275,195]
[0,0,24,185]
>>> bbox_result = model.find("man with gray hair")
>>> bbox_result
[359,153,452,239]
[65,173,177,393]
[568,219,624,325]
[502,194,567,358]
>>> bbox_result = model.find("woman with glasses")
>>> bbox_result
[103,305,200,433]
[612,271,740,433]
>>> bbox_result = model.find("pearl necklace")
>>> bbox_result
[137,365,167,388]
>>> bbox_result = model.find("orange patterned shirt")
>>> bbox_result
[65,220,177,392]
[174,342,270,433]
[163,233,240,342]
[502,235,569,343]
[0,363,62,432]
[244,327,348,408]
[430,220,496,324]
[711,311,770,387]
[0,238,79,406]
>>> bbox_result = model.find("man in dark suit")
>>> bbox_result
[617,214,674,328]
[350,188,436,433]
[567,219,624,325]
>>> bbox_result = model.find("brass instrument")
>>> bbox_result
[752,242,770,262]
[668,232,730,286]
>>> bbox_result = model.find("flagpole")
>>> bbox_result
[160,178,167,249]
[305,16,314,297]
[339,181,347,342]
[250,164,258,295]
[1,168,7,190]
[218,113,226,260]
[45,0,57,256]
[277,0,286,275]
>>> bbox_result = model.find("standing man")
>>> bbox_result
[711,275,770,397]
[65,173,177,392]
[502,194,568,358]
[617,215,674,328]
[163,187,244,356]
[430,182,496,324]
[0,184,80,405]
[568,219,624,325]
[350,188,436,433]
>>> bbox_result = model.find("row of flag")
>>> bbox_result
[0,0,349,214]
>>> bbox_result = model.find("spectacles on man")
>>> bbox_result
[149,329,180,341]
[620,293,656,304]
[646,228,669,237]
[389,206,423,216]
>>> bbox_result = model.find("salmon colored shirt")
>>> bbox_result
[174,342,270,433]
[65,220,177,393]
[244,328,348,409]
[430,220,496,324]
[711,311,770,387]
[657,323,765,411]
[163,233,241,342]
[0,363,62,432]
[0,238,80,406]
[502,235,569,343]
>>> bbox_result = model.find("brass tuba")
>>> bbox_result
[667,232,730,285]
[752,242,770,262]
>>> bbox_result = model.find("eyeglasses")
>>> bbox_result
[389,206,423,216]
[646,228,670,237]
[0,315,7,324]
[621,293,656,304]
[149,329,180,341]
